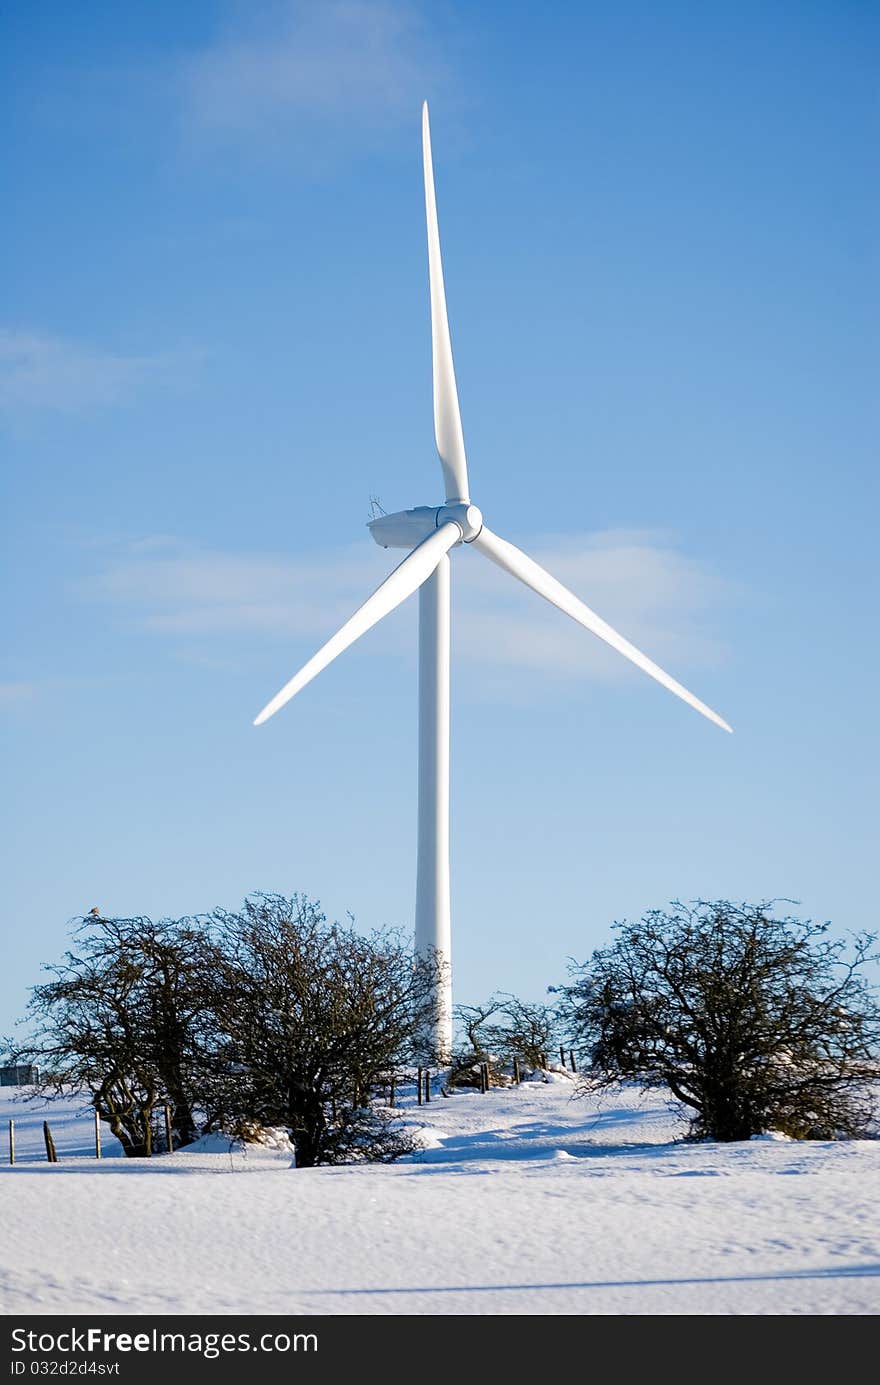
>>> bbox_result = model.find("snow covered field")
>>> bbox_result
[1,1076,878,1316]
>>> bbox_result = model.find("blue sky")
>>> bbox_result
[2,1,877,1034]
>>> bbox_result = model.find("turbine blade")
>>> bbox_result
[473,526,732,733]
[254,522,461,726]
[423,101,470,505]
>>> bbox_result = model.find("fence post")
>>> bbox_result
[417,1066,423,1106]
[569,1049,577,1074]
[94,1109,102,1159]
[8,1119,14,1166]
[164,1104,174,1154]
[43,1120,58,1164]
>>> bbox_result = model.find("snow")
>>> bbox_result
[181,1128,295,1156]
[1,1078,878,1315]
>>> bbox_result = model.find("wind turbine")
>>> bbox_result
[254,103,732,1060]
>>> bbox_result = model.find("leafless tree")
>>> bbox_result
[204,894,437,1166]
[447,1000,503,1087]
[558,900,880,1141]
[488,994,561,1070]
[449,995,561,1085]
[21,915,218,1156]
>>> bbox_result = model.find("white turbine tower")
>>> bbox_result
[254,103,732,1061]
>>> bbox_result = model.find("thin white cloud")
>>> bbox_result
[81,530,732,690]
[82,539,383,640]
[0,682,36,707]
[182,0,448,149]
[0,330,201,418]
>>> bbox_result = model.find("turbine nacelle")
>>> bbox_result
[368,502,483,550]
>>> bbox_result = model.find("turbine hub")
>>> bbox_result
[438,502,483,543]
